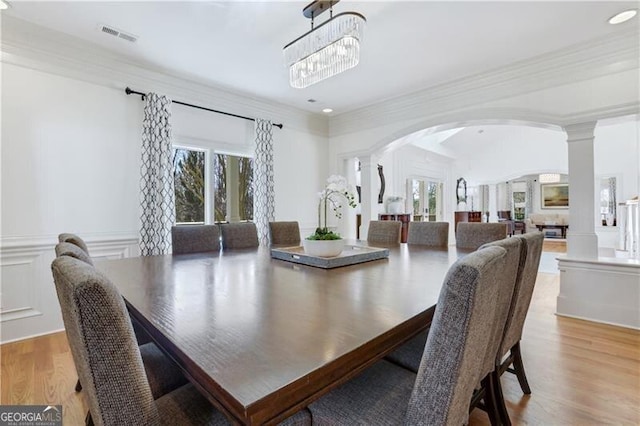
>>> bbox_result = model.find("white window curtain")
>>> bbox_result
[139,93,175,256]
[253,119,275,245]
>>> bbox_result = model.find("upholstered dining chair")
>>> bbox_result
[269,221,301,246]
[307,246,508,425]
[51,255,311,425]
[54,242,181,395]
[386,237,524,424]
[494,232,544,414]
[456,222,508,250]
[220,222,259,249]
[407,221,449,246]
[58,232,90,254]
[171,225,220,254]
[367,220,401,245]
[55,242,94,266]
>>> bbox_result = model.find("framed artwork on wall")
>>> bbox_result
[541,183,569,209]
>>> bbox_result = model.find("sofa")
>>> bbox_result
[524,213,569,234]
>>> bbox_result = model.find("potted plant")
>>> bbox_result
[303,175,357,257]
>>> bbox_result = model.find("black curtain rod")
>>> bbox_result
[125,87,283,129]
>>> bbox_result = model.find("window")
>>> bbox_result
[173,148,205,224]
[173,146,253,225]
[213,154,253,223]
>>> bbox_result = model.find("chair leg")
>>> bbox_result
[75,379,82,392]
[481,375,501,426]
[492,371,511,426]
[511,342,532,395]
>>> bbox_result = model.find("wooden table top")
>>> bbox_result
[97,243,467,424]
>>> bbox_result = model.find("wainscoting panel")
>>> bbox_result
[557,256,640,330]
[0,235,139,343]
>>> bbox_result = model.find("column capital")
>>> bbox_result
[564,122,597,143]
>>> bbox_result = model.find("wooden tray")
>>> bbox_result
[270,245,389,269]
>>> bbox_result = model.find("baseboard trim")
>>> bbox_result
[0,328,66,345]
[554,311,639,331]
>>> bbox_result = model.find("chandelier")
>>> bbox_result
[284,0,366,89]
[539,173,561,183]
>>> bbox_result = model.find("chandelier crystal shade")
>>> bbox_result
[539,173,561,183]
[284,12,366,89]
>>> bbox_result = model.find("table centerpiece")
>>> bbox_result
[303,175,357,257]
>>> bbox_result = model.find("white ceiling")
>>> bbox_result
[3,1,638,114]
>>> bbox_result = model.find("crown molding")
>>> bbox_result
[0,16,329,137]
[330,29,640,136]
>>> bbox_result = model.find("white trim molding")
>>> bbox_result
[0,234,139,343]
[557,255,640,330]
[330,28,639,135]
[0,15,329,137]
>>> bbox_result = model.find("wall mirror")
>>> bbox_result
[456,177,467,204]
[598,175,618,226]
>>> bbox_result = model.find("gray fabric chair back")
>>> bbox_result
[367,220,401,244]
[406,246,507,425]
[478,237,525,372]
[58,233,89,254]
[407,222,449,246]
[269,221,301,246]
[171,225,220,254]
[51,256,159,425]
[220,222,259,249]
[456,222,507,250]
[501,231,544,354]
[55,242,94,266]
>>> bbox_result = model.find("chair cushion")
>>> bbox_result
[139,343,189,399]
[384,329,429,373]
[155,384,230,425]
[308,360,415,425]
[156,384,311,425]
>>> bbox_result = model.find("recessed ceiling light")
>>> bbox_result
[0,0,10,10]
[322,108,333,113]
[608,9,637,25]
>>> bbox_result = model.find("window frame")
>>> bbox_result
[172,142,254,225]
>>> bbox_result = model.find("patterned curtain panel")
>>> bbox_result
[526,179,534,218]
[253,119,275,245]
[139,93,175,256]
[506,181,513,213]
[608,177,617,215]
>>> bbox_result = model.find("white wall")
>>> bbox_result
[594,118,640,248]
[1,62,328,343]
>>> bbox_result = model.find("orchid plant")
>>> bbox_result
[307,175,357,241]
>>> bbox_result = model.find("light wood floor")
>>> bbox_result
[2,243,638,425]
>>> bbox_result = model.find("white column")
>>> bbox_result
[565,122,598,259]
[488,184,498,222]
[359,155,379,240]
[227,156,240,222]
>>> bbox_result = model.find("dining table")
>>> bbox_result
[96,241,469,425]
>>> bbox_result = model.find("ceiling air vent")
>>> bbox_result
[99,24,138,43]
